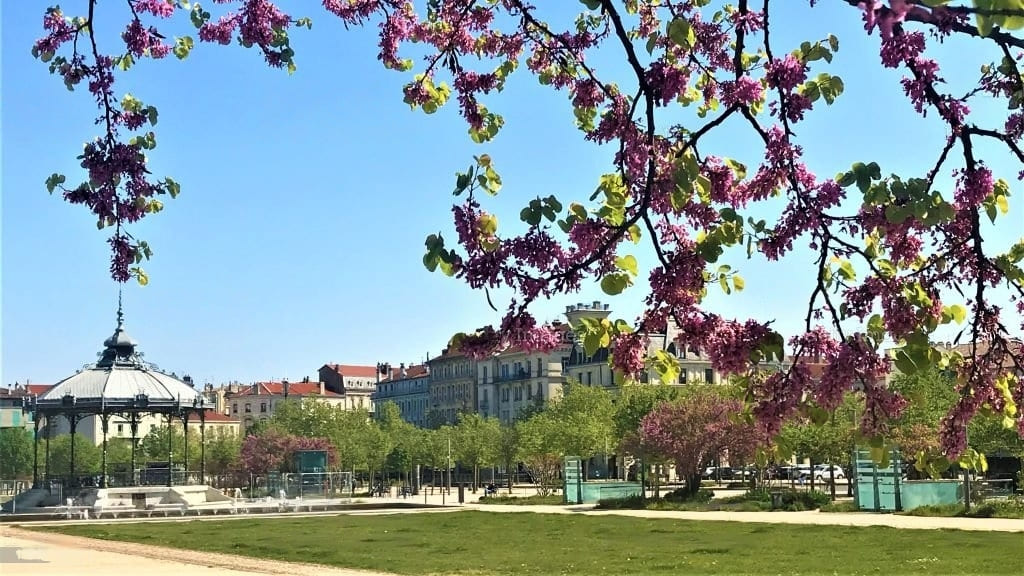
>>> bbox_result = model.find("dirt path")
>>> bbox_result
[468,503,1024,531]
[0,526,396,576]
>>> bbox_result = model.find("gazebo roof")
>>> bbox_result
[35,313,203,413]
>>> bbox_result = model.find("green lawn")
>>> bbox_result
[36,511,1023,575]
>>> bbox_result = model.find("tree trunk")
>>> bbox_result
[687,474,702,496]
[654,464,661,498]
[829,463,836,501]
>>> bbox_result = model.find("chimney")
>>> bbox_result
[283,379,290,398]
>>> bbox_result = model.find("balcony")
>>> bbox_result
[495,367,534,382]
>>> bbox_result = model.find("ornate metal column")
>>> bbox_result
[129,413,140,486]
[68,414,79,485]
[32,416,41,489]
[44,416,51,484]
[182,411,190,483]
[100,414,110,488]
[200,410,207,484]
[166,413,174,487]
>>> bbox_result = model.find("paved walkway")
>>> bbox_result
[0,526,390,576]
[467,503,1024,532]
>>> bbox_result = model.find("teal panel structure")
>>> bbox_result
[580,481,643,503]
[900,480,962,511]
[564,457,583,504]
[563,457,642,504]
[293,450,327,473]
[854,447,903,512]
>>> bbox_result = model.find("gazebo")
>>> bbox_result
[25,307,209,489]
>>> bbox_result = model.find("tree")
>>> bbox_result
[613,384,678,492]
[205,429,242,476]
[496,423,521,493]
[516,412,564,497]
[777,393,861,497]
[0,428,34,479]
[46,434,101,477]
[238,429,335,475]
[138,425,201,469]
[453,412,501,491]
[889,367,1023,476]
[29,1,1024,462]
[268,399,337,438]
[547,383,616,478]
[640,387,759,495]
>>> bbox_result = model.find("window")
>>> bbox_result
[232,404,238,415]
[705,369,714,383]
[260,402,267,413]
[117,424,123,434]
[586,371,592,386]
[245,403,252,413]
[527,385,533,400]
[679,370,688,384]
[536,358,542,374]
[482,366,488,382]
[483,389,489,403]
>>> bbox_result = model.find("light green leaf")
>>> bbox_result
[615,255,639,276]
[667,18,696,48]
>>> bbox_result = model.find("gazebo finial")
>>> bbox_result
[117,287,124,329]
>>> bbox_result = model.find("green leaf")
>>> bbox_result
[996,194,1009,214]
[947,304,967,325]
[627,224,642,244]
[600,273,632,295]
[45,173,66,194]
[667,18,696,49]
[579,0,602,9]
[719,275,731,295]
[732,274,745,292]
[173,36,194,60]
[615,255,639,276]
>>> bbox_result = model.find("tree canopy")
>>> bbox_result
[29,0,1024,463]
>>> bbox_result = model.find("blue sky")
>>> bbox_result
[2,1,1021,386]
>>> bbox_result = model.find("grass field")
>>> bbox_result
[37,511,1023,575]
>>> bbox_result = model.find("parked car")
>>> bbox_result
[813,465,845,481]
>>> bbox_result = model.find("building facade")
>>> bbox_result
[319,364,379,411]
[426,350,477,427]
[372,363,430,427]
[226,380,348,433]
[477,326,573,424]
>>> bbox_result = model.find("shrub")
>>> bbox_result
[819,500,859,513]
[745,488,831,511]
[663,488,714,504]
[595,495,646,510]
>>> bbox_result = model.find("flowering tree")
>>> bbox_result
[640,387,759,494]
[31,0,1024,467]
[238,429,335,474]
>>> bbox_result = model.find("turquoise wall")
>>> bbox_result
[569,481,642,504]
[900,480,962,511]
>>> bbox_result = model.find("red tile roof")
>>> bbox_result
[387,364,429,380]
[2,384,53,397]
[322,364,380,378]
[26,384,52,396]
[201,409,239,423]
[229,381,341,397]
